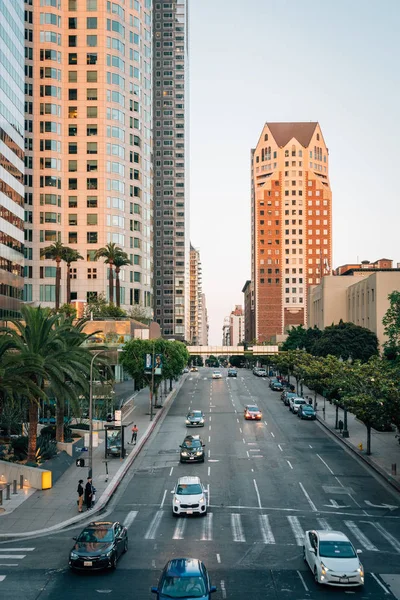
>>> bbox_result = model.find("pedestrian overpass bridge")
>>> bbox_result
[187,345,279,356]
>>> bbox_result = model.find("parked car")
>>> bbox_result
[256,368,267,377]
[282,391,297,406]
[179,435,205,463]
[271,381,284,391]
[151,558,217,598]
[244,405,262,420]
[227,368,238,377]
[183,367,189,374]
[298,405,316,420]
[172,476,207,516]
[289,397,307,413]
[69,521,128,571]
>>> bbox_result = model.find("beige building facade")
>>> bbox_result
[189,244,204,345]
[308,271,400,349]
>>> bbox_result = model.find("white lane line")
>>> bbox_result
[297,570,309,592]
[145,511,164,540]
[264,421,268,426]
[209,425,211,431]
[173,518,187,540]
[316,454,334,475]
[317,518,332,530]
[344,521,378,551]
[216,553,221,563]
[299,482,317,512]
[0,564,17,567]
[248,442,257,445]
[309,444,313,448]
[249,449,260,452]
[270,432,275,438]
[287,516,305,546]
[201,512,213,541]
[123,510,138,529]
[0,548,34,552]
[371,573,391,594]
[160,490,167,508]
[231,513,246,542]
[169,467,174,476]
[0,555,26,559]
[243,438,246,444]
[220,579,227,599]
[208,449,210,458]
[369,522,400,553]
[207,483,211,505]
[236,418,239,423]
[239,427,242,433]
[253,479,262,508]
[209,416,212,422]
[278,444,283,452]
[335,476,363,510]
[259,514,275,544]
[208,466,211,477]
[0,576,6,582]
[286,460,293,469]
[246,450,250,458]
[208,435,211,443]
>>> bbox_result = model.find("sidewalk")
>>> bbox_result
[0,376,185,537]
[290,377,400,492]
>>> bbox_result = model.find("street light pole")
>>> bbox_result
[342,406,349,438]
[89,350,106,479]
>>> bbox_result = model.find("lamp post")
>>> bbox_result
[89,350,106,479]
[341,356,352,439]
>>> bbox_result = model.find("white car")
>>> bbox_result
[303,530,364,587]
[289,397,307,413]
[212,370,222,379]
[172,476,207,517]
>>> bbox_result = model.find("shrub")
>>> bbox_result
[71,422,90,430]
[10,434,58,462]
[40,424,73,442]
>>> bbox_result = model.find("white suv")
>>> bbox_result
[289,397,307,413]
[172,476,207,517]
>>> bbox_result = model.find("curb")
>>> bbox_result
[316,415,400,494]
[0,377,186,539]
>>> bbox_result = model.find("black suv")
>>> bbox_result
[179,435,205,463]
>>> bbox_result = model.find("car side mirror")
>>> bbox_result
[356,549,362,554]
[151,587,158,594]
[210,586,217,593]
[202,444,205,447]
[73,536,77,541]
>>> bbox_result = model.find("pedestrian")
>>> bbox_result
[85,476,93,510]
[130,424,138,445]
[77,479,84,513]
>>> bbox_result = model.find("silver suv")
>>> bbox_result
[289,397,307,413]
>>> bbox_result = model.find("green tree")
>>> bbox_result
[41,241,67,310]
[84,293,127,318]
[127,305,152,325]
[382,291,400,361]
[62,248,83,305]
[113,252,132,308]
[313,320,378,362]
[95,242,125,305]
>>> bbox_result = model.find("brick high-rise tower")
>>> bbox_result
[251,122,332,342]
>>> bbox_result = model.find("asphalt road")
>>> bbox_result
[2,367,400,600]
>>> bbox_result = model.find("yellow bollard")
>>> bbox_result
[358,442,363,451]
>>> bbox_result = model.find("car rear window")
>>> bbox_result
[247,406,259,412]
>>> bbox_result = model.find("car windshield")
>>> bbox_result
[78,527,114,543]
[303,406,314,412]
[182,439,202,448]
[247,406,259,412]
[213,371,220,374]
[161,575,206,598]
[189,412,202,418]
[295,399,306,405]
[319,540,356,558]
[176,484,202,495]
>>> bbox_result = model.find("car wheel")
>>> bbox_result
[314,567,319,584]
[111,553,117,570]
[123,538,128,553]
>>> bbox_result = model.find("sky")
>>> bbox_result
[188,0,400,345]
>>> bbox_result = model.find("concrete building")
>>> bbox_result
[229,305,244,346]
[222,316,230,345]
[251,122,332,342]
[153,1,189,341]
[334,258,394,276]
[308,264,400,349]
[24,0,153,314]
[242,280,255,343]
[200,292,209,346]
[0,1,25,319]
[189,244,202,345]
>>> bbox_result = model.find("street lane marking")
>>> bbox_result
[220,580,227,599]
[208,466,210,477]
[246,450,249,458]
[296,570,309,592]
[259,514,275,544]
[123,510,138,529]
[335,476,363,510]
[160,490,167,508]
[0,576,6,582]
[207,483,210,505]
[287,516,305,546]
[216,553,221,563]
[270,432,275,438]
[264,421,268,426]
[0,555,26,559]
[0,548,34,551]
[201,512,213,541]
[286,460,293,469]
[278,444,283,452]
[169,467,174,476]
[209,416,212,422]
[316,454,334,475]
[309,444,313,448]
[145,511,163,539]
[249,449,260,452]
[237,418,239,423]
[299,482,317,512]
[369,522,400,553]
[231,513,246,542]
[173,518,186,540]
[317,518,332,530]
[243,438,246,444]
[208,435,211,443]
[248,442,257,445]
[344,521,378,551]
[209,425,211,431]
[239,427,242,433]
[253,479,262,508]
[208,449,210,458]
[371,573,391,594]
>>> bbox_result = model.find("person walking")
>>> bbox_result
[130,424,138,445]
[85,476,93,510]
[77,479,84,513]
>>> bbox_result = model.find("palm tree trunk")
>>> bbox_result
[115,268,120,307]
[56,400,64,443]
[27,398,38,463]
[109,263,114,304]
[66,261,71,305]
[55,258,61,310]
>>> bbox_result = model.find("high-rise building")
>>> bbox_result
[229,305,244,346]
[222,316,230,345]
[0,1,25,319]
[251,122,332,342]
[24,0,153,314]
[242,280,255,343]
[189,244,202,345]
[153,0,189,341]
[200,292,209,345]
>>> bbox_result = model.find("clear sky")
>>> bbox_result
[188,0,400,344]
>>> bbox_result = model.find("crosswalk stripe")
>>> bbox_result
[344,521,378,552]
[0,555,26,560]
[145,510,163,540]
[287,516,304,546]
[231,513,245,542]
[259,515,275,544]
[201,512,213,541]
[369,522,400,554]
[173,518,186,540]
[0,549,34,552]
[123,511,138,530]
[317,518,332,531]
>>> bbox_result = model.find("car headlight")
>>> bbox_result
[173,497,180,504]
[199,418,204,423]
[185,420,190,424]
[181,451,188,456]
[100,549,114,558]
[357,565,364,577]
[320,562,329,575]
[199,496,205,503]
[70,551,79,559]
[196,451,203,456]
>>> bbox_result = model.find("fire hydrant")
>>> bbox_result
[358,442,363,451]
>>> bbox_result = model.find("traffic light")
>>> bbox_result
[76,458,85,467]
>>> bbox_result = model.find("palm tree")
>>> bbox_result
[62,248,83,305]
[94,243,124,304]
[113,253,131,308]
[41,241,65,310]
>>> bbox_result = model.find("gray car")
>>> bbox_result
[185,410,205,427]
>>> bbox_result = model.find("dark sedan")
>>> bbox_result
[282,391,297,406]
[270,381,284,391]
[151,558,217,599]
[180,435,205,463]
[298,404,317,420]
[69,521,128,570]
[227,368,238,377]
